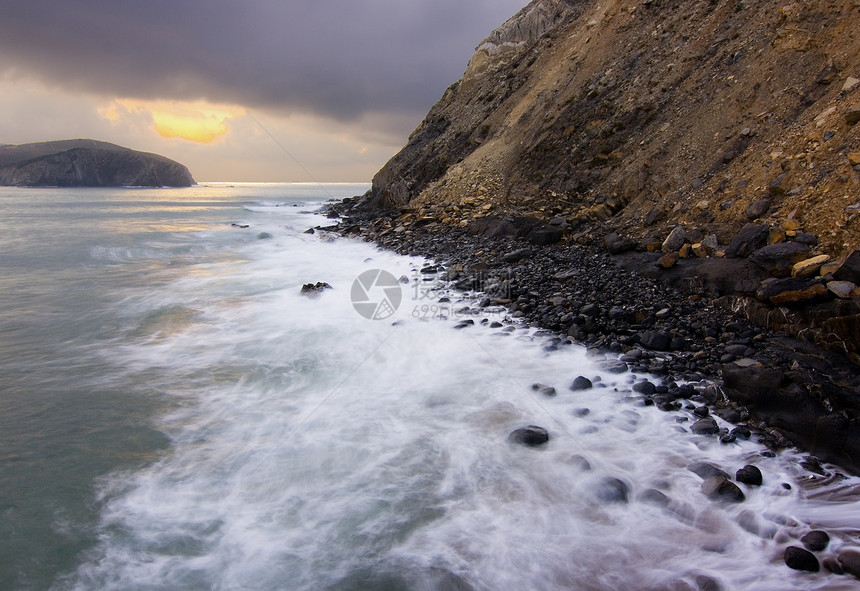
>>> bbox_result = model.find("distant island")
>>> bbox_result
[0,139,195,187]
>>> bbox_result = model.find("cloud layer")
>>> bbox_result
[1,0,526,124]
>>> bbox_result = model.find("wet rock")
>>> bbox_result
[632,380,657,395]
[691,418,720,435]
[300,281,332,296]
[531,383,557,397]
[784,546,820,572]
[602,361,629,374]
[595,476,629,503]
[508,425,549,447]
[701,476,745,503]
[838,548,860,578]
[638,488,670,507]
[725,223,770,258]
[694,574,723,591]
[823,557,844,575]
[736,465,763,486]
[568,454,592,471]
[731,426,751,439]
[801,530,830,552]
[749,243,811,277]
[570,376,593,391]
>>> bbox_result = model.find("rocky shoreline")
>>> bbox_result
[319,196,860,478]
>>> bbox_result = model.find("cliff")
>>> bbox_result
[371,0,860,258]
[335,0,860,470]
[0,140,195,187]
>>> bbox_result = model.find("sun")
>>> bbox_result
[100,99,246,144]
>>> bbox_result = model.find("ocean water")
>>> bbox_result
[2,183,860,591]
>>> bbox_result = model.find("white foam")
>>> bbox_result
[57,196,860,591]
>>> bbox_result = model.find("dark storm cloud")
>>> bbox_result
[0,0,526,121]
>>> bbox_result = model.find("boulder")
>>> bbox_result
[745,198,771,219]
[691,418,720,435]
[300,282,332,296]
[662,225,687,252]
[784,546,820,572]
[570,376,594,391]
[838,548,860,578]
[467,217,518,238]
[658,252,678,268]
[721,363,786,409]
[791,255,830,279]
[594,476,630,503]
[749,243,811,277]
[604,232,636,255]
[725,223,770,258]
[755,277,828,306]
[639,330,672,351]
[687,462,730,480]
[632,380,657,395]
[512,216,564,245]
[531,383,557,397]
[801,531,830,552]
[736,465,763,486]
[701,476,745,502]
[508,425,550,447]
[638,488,671,507]
[826,281,857,300]
[833,250,860,284]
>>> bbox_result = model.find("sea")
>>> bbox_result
[2,182,860,590]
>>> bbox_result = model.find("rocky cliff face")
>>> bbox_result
[372,0,860,257]
[0,140,195,187]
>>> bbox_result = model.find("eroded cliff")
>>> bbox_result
[372,0,860,257]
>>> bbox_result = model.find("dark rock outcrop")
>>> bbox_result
[508,425,550,447]
[0,140,194,187]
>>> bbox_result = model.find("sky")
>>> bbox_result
[0,0,528,182]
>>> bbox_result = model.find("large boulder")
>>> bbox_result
[755,277,828,306]
[749,243,811,277]
[725,223,770,258]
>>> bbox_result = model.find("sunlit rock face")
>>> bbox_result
[0,139,194,187]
